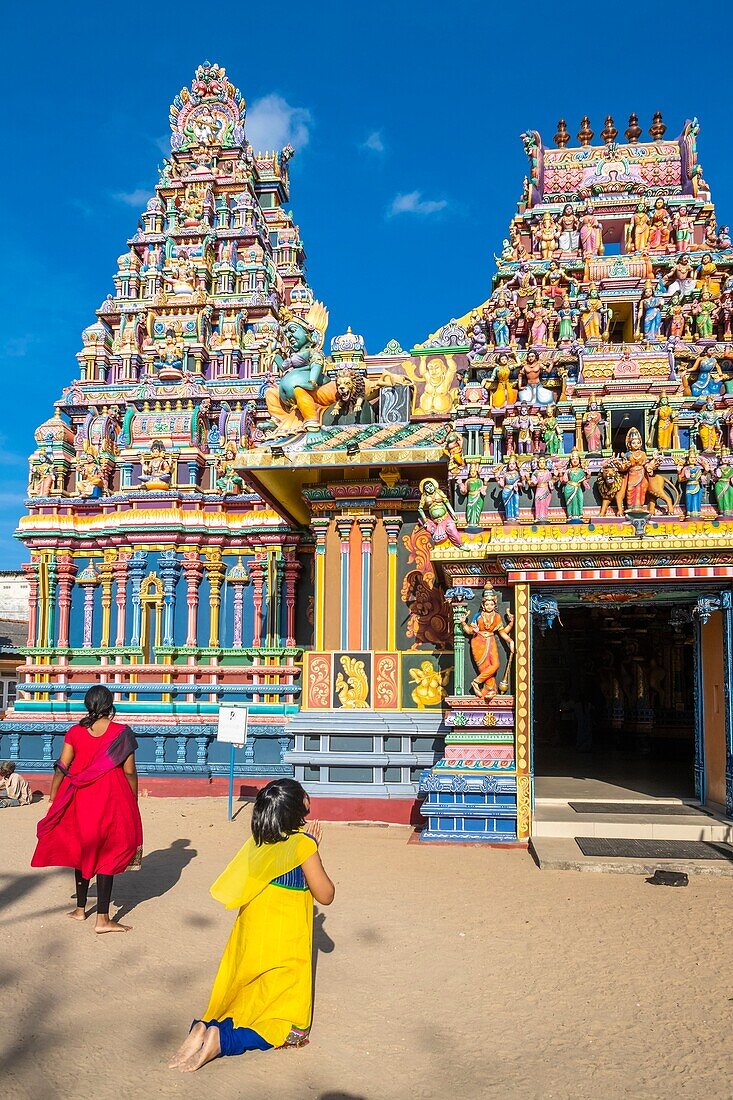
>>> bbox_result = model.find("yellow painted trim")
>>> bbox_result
[513,583,532,840]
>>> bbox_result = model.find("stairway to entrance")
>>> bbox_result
[533,796,733,843]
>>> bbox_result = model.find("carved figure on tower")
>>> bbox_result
[417,478,466,550]
[651,392,679,451]
[557,205,579,253]
[582,401,605,453]
[459,463,489,528]
[649,198,673,252]
[529,454,555,521]
[264,302,331,432]
[681,351,723,398]
[518,350,554,407]
[677,446,709,517]
[713,457,733,514]
[460,585,515,701]
[695,396,722,452]
[487,353,518,409]
[579,203,603,256]
[140,440,173,490]
[560,449,590,521]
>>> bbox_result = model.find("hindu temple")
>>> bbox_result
[4,67,733,842]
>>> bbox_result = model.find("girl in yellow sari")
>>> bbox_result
[169,779,335,1072]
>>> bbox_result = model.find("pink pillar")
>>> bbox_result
[55,555,76,649]
[182,552,204,647]
[23,563,39,648]
[113,555,130,647]
[251,558,266,648]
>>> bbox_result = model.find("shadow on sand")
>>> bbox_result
[113,838,197,921]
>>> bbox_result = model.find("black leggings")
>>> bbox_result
[75,870,114,915]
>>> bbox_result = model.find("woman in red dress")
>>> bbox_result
[32,685,143,934]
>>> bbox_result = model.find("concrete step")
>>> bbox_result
[532,803,733,842]
[530,836,733,877]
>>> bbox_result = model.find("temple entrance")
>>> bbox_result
[533,594,697,802]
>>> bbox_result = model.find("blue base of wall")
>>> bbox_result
[418,767,518,843]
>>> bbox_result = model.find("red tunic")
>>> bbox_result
[32,722,143,878]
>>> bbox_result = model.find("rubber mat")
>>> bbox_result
[569,802,705,816]
[575,837,733,860]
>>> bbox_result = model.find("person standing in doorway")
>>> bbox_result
[31,685,143,934]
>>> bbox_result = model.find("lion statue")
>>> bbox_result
[596,459,680,517]
[322,368,374,426]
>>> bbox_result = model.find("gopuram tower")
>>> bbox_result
[4,81,733,840]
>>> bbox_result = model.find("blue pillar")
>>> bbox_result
[159,550,181,646]
[128,551,148,646]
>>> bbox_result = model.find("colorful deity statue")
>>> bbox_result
[443,421,466,475]
[408,660,450,708]
[513,402,539,454]
[518,350,555,407]
[527,291,554,348]
[665,293,688,341]
[417,478,466,550]
[579,284,607,342]
[582,401,605,452]
[616,427,653,510]
[693,290,717,340]
[75,445,105,499]
[579,203,603,256]
[696,253,722,296]
[493,455,525,520]
[556,294,579,346]
[560,448,589,521]
[467,310,490,362]
[29,451,56,496]
[666,255,696,300]
[714,456,733,514]
[157,328,185,380]
[677,446,709,517]
[651,392,679,451]
[631,203,651,252]
[403,356,458,416]
[695,396,722,452]
[557,205,579,253]
[487,353,518,409]
[638,281,664,341]
[459,463,489,528]
[717,288,733,341]
[534,211,558,261]
[649,198,673,252]
[214,440,245,494]
[460,584,515,701]
[140,440,173,490]
[264,302,334,432]
[681,352,723,398]
[487,289,516,347]
[542,261,574,306]
[503,262,537,311]
[542,406,564,455]
[674,205,695,252]
[529,454,555,522]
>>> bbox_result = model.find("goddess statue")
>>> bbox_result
[693,290,717,340]
[542,406,564,455]
[582,401,605,453]
[560,449,589,521]
[460,585,515,700]
[631,203,651,252]
[579,203,603,256]
[714,457,733,514]
[529,455,555,522]
[487,353,518,409]
[417,478,466,550]
[459,463,489,528]
[579,284,606,341]
[677,446,709,517]
[527,292,554,348]
[214,441,245,495]
[534,211,558,261]
[665,294,688,341]
[638,282,664,341]
[648,199,673,252]
[674,206,695,252]
[75,447,105,499]
[696,254,721,296]
[650,392,679,451]
[487,290,515,347]
[493,455,524,520]
[616,427,653,509]
[542,261,574,306]
[695,396,722,452]
[140,440,173,490]
[556,294,579,345]
[681,352,723,399]
[264,302,334,431]
[29,451,56,496]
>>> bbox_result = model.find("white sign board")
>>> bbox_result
[217,705,249,748]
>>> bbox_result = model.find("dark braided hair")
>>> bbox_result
[80,685,115,728]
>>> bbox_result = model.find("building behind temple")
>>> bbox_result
[3,68,732,844]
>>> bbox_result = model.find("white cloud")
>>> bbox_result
[362,130,385,153]
[388,191,448,217]
[112,188,153,207]
[246,94,312,152]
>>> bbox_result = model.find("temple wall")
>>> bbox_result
[703,613,727,806]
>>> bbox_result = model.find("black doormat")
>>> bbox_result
[569,802,705,817]
[575,837,733,861]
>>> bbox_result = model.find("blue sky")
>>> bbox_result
[1,1,729,567]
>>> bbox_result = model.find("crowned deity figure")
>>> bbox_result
[560,448,590,521]
[579,203,604,256]
[459,463,489,528]
[264,302,334,432]
[493,455,525,520]
[443,421,466,475]
[140,440,173,490]
[556,294,579,346]
[529,454,555,522]
[29,451,56,496]
[582,401,605,453]
[534,211,558,261]
[214,440,245,495]
[487,353,518,409]
[693,289,717,340]
[677,446,709,517]
[517,350,555,407]
[695,395,722,452]
[542,405,564,455]
[674,206,695,252]
[556,205,579,253]
[637,281,664,341]
[681,352,723,399]
[460,585,515,700]
[631,203,651,252]
[417,478,466,550]
[650,392,679,451]
[648,198,673,252]
[616,428,656,510]
[714,457,733,515]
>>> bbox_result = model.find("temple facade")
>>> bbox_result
[3,69,733,839]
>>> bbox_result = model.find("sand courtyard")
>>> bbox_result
[1,796,731,1100]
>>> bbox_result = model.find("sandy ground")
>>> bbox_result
[1,797,731,1100]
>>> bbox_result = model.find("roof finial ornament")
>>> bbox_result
[577,116,594,146]
[601,115,618,145]
[553,119,569,148]
[625,113,642,143]
[649,111,666,141]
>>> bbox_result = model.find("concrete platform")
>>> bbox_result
[533,801,733,842]
[530,835,733,876]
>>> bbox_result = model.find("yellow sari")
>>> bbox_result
[201,830,317,1053]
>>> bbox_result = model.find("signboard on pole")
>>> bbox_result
[217,704,248,748]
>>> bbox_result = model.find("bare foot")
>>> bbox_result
[168,1022,206,1069]
[95,916,132,934]
[179,1025,221,1072]
[67,907,87,922]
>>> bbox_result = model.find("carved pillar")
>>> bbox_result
[513,583,532,841]
[271,554,285,648]
[382,517,402,652]
[357,517,377,651]
[311,519,330,652]
[78,563,100,649]
[159,550,182,647]
[335,518,353,651]
[45,555,58,650]
[284,557,301,648]
[227,557,251,649]
[99,557,116,648]
[22,563,39,648]
[250,557,266,648]
[720,591,733,816]
[449,596,471,698]
[55,554,77,649]
[113,553,131,647]
[182,551,204,647]
[203,551,226,648]
[128,551,148,647]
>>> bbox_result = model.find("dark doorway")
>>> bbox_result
[533,599,696,800]
[610,408,645,452]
